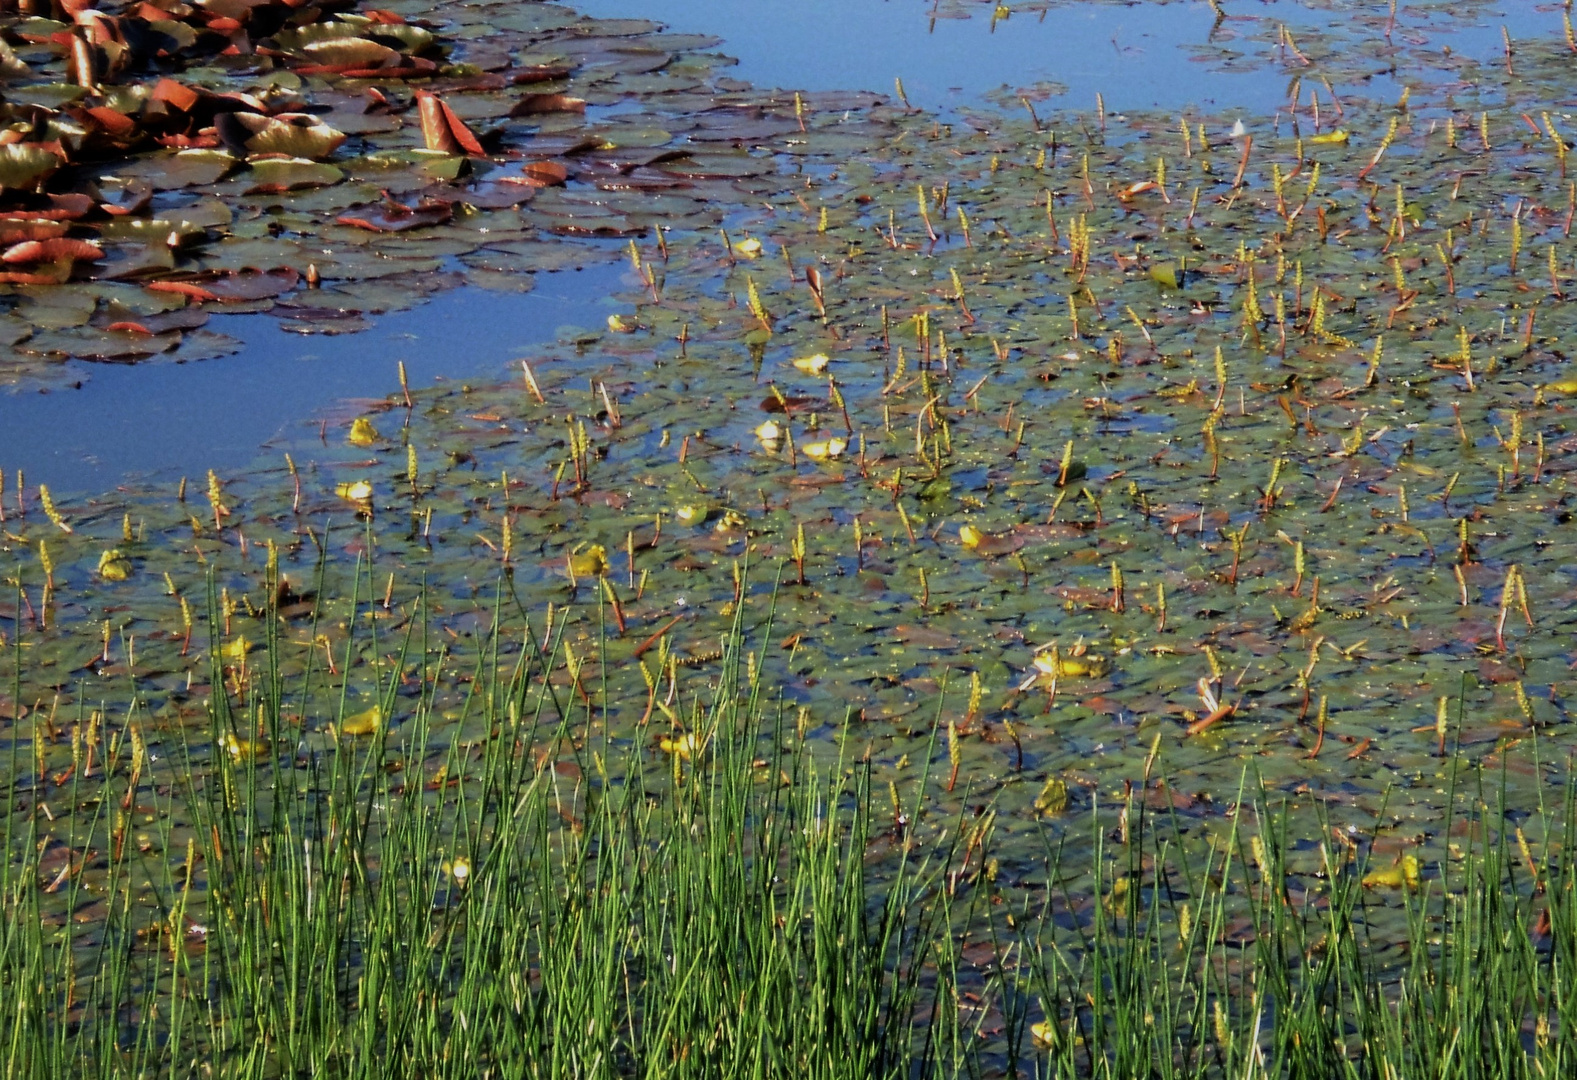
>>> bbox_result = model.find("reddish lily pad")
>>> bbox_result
[337,199,454,232]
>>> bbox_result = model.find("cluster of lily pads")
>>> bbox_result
[8,0,1577,1071]
[0,0,796,379]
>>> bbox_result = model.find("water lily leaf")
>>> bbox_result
[169,329,244,362]
[201,268,301,303]
[244,158,345,193]
[510,93,587,116]
[519,160,569,186]
[121,149,236,190]
[0,220,69,245]
[337,199,454,232]
[509,63,577,84]
[3,239,102,265]
[451,182,540,209]
[98,306,210,335]
[98,182,155,217]
[351,149,470,183]
[275,17,435,56]
[656,152,762,179]
[0,259,74,285]
[417,90,487,156]
[23,326,182,360]
[148,78,201,113]
[218,112,348,160]
[296,38,404,69]
[279,310,374,334]
[8,84,87,109]
[0,144,62,192]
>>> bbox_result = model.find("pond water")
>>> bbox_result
[7,0,1577,1070]
[1,0,1561,496]
[0,263,623,493]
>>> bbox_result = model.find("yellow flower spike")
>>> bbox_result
[97,549,133,582]
[607,313,636,333]
[754,420,782,443]
[734,237,763,258]
[567,544,609,578]
[337,704,383,738]
[347,417,380,448]
[745,276,772,333]
[800,437,847,461]
[958,524,984,549]
[335,480,373,503]
[206,470,225,519]
[39,484,71,533]
[792,353,830,375]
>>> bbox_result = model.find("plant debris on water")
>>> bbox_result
[9,0,1577,1074]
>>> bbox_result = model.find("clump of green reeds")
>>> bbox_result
[4,561,1577,1079]
[1024,761,1577,1079]
[0,565,978,1078]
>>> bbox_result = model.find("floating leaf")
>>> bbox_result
[416,90,487,156]
[337,199,454,232]
[0,220,68,245]
[244,158,345,194]
[3,239,101,265]
[509,94,587,116]
[0,144,61,192]
[219,113,347,160]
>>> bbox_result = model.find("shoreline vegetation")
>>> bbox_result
[6,570,1577,1076]
[6,0,1577,1075]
